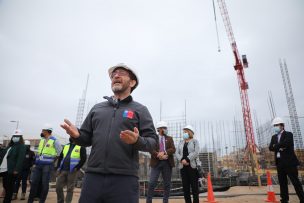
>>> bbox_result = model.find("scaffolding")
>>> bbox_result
[279,59,303,149]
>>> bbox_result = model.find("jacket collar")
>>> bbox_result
[159,135,169,145]
[181,138,194,145]
[276,130,286,143]
[276,130,285,137]
[104,95,133,107]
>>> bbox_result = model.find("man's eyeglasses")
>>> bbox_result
[110,69,129,79]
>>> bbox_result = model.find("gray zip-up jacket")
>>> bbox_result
[175,139,201,169]
[74,95,158,177]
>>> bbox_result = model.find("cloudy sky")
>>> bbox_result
[0,0,303,147]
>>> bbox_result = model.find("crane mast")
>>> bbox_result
[217,0,257,172]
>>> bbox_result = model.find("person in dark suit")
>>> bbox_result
[269,117,304,203]
[146,121,176,203]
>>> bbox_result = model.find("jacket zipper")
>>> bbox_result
[104,106,117,170]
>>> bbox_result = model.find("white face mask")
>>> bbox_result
[273,126,281,134]
[183,133,189,140]
[12,137,20,143]
[163,129,168,135]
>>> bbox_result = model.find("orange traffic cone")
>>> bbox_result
[204,172,217,203]
[265,170,279,202]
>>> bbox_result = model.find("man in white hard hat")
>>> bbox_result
[147,121,176,203]
[61,63,157,203]
[269,117,304,203]
[28,125,62,203]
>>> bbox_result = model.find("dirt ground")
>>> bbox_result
[1,185,300,203]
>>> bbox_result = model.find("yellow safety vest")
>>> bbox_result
[59,144,81,172]
[36,137,57,165]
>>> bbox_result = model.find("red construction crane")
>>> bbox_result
[216,0,257,172]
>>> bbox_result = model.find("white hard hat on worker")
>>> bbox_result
[108,63,139,93]
[156,121,168,129]
[42,124,53,131]
[12,129,23,136]
[24,140,31,145]
[272,117,284,126]
[183,125,195,134]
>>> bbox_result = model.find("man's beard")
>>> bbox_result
[112,83,128,94]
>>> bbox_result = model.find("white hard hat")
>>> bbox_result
[108,63,139,91]
[13,129,23,136]
[42,124,53,131]
[183,125,195,134]
[156,121,168,129]
[272,117,285,126]
[24,140,30,145]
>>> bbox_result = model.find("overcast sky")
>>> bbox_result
[0,0,303,147]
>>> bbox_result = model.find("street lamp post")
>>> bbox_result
[10,120,19,129]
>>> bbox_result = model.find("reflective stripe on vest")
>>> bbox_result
[59,144,81,172]
[36,137,57,165]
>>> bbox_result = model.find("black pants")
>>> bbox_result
[79,173,139,203]
[180,166,199,203]
[14,169,30,194]
[0,172,17,203]
[277,164,304,203]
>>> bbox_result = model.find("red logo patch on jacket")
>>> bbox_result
[123,110,134,119]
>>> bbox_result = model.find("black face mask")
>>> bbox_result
[40,133,44,138]
[69,138,74,143]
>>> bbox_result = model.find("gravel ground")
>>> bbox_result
[2,185,301,203]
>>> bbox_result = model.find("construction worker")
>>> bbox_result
[269,117,304,203]
[56,138,86,203]
[146,121,176,203]
[61,63,158,203]
[0,129,26,203]
[176,125,201,203]
[27,125,62,203]
[12,140,35,200]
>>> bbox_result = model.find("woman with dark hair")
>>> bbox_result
[12,139,35,200]
[0,129,26,203]
[176,125,201,203]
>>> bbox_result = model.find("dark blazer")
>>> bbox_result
[269,130,299,167]
[0,143,26,174]
[150,135,176,168]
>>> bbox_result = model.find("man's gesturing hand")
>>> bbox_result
[120,127,139,144]
[60,119,80,138]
